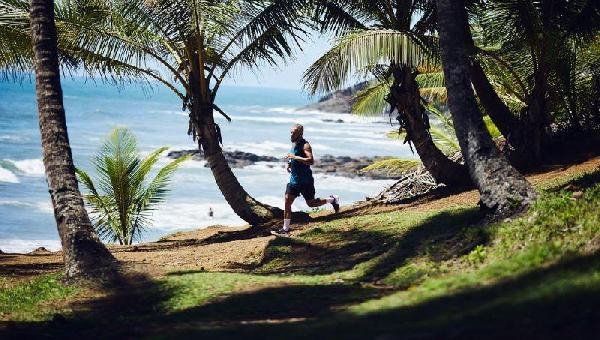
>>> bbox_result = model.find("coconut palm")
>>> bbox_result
[470,0,600,167]
[28,0,117,282]
[305,0,471,187]
[436,0,537,216]
[77,128,189,245]
[0,0,310,226]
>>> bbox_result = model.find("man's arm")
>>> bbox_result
[285,142,314,165]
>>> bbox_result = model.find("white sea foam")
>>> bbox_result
[224,141,331,157]
[0,200,53,213]
[5,158,46,176]
[0,239,62,254]
[317,135,399,147]
[35,201,54,214]
[156,152,207,169]
[242,162,286,173]
[0,134,25,142]
[151,201,246,231]
[232,115,325,125]
[0,167,20,183]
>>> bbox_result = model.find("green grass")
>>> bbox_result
[0,273,78,321]
[360,157,422,177]
[2,169,600,338]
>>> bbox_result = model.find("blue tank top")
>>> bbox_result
[289,138,313,185]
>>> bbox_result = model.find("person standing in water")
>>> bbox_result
[272,124,339,236]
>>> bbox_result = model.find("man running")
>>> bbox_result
[272,124,339,237]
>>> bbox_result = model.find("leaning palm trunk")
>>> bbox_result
[436,0,536,216]
[193,107,281,224]
[388,65,471,187]
[188,56,281,224]
[30,0,116,281]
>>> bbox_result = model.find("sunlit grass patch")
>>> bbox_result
[0,273,78,321]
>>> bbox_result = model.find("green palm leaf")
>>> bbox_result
[303,29,439,94]
[352,79,391,116]
[77,128,187,245]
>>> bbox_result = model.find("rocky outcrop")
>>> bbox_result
[168,149,404,179]
[29,247,52,255]
[301,81,369,114]
[313,155,395,179]
[168,149,278,168]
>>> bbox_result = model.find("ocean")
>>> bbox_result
[0,78,414,253]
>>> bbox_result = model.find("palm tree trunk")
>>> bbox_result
[436,0,537,216]
[186,48,282,226]
[389,65,471,188]
[30,0,117,282]
[194,108,283,225]
[469,60,518,138]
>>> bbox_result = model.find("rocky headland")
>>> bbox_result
[167,149,403,179]
[300,81,368,114]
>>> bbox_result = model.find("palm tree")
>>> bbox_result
[470,0,600,168]
[305,0,471,187]
[77,128,189,245]
[28,0,117,282]
[436,0,537,216]
[1,0,309,226]
[74,0,315,225]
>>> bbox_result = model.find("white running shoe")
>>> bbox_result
[270,228,290,237]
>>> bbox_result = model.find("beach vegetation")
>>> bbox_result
[2,167,599,337]
[304,0,471,188]
[76,128,188,245]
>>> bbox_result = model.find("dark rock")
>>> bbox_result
[168,149,402,179]
[167,149,278,168]
[29,247,51,255]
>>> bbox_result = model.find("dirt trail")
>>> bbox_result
[1,157,598,279]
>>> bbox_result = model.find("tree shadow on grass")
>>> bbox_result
[154,251,600,339]
[256,208,484,280]
[161,284,384,324]
[0,270,176,339]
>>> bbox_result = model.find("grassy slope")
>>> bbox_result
[2,169,600,338]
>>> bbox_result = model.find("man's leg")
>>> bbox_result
[283,193,295,232]
[274,183,299,236]
[303,182,340,213]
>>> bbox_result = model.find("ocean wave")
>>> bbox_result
[2,158,45,176]
[224,141,331,157]
[0,239,61,254]
[242,162,286,173]
[0,167,20,183]
[0,134,26,142]
[150,201,246,231]
[232,115,325,125]
[0,200,53,213]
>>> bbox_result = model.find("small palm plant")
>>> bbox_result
[76,128,189,245]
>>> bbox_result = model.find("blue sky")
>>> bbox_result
[222,34,332,91]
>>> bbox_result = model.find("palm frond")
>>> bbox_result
[483,115,502,138]
[419,86,447,104]
[352,79,390,116]
[137,154,190,210]
[303,29,439,94]
[77,128,184,245]
[429,127,460,155]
